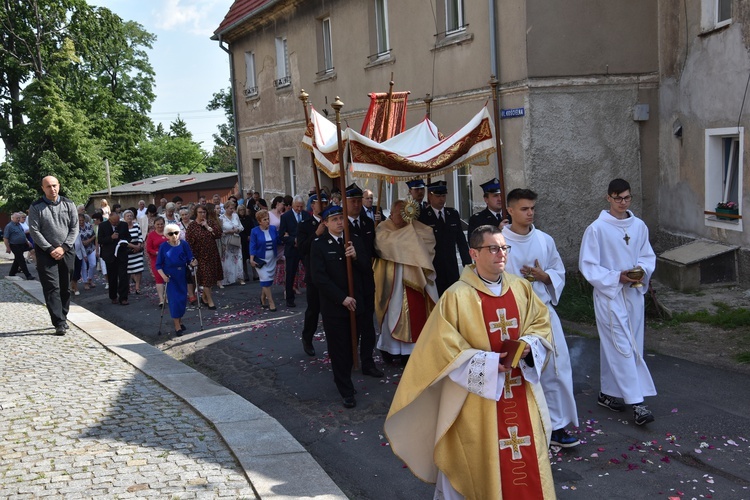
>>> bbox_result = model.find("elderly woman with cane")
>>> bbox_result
[156,223,197,336]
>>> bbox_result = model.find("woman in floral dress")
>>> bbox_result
[219,201,245,286]
[186,205,223,309]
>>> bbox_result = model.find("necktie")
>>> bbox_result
[496,213,502,223]
[296,212,301,223]
[353,219,360,231]
[337,237,343,246]
[438,211,444,224]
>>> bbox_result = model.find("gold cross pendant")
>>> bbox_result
[624,233,630,245]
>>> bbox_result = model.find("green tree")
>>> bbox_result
[0,1,156,209]
[205,87,236,172]
[169,116,192,139]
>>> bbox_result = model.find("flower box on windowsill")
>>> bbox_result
[716,208,740,221]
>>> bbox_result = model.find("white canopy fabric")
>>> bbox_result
[301,106,497,181]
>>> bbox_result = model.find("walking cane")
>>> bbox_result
[157,280,168,336]
[193,265,203,331]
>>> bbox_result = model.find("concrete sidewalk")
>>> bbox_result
[0,276,346,499]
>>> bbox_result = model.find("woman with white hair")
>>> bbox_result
[156,223,197,336]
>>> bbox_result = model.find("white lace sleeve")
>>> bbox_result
[518,336,548,385]
[447,351,504,401]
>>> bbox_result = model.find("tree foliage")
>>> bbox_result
[206,87,236,172]
[0,0,155,210]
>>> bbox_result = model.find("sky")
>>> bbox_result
[92,0,232,149]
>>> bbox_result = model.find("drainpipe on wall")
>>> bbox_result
[217,36,244,195]
[488,0,499,80]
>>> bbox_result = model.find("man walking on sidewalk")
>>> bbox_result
[4,212,36,280]
[27,176,78,335]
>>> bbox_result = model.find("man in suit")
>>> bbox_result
[311,205,384,409]
[98,212,132,305]
[297,193,328,356]
[279,195,310,307]
[406,179,428,209]
[418,180,472,296]
[467,177,511,236]
[345,183,377,259]
[361,189,384,223]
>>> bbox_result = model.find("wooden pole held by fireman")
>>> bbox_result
[331,97,359,370]
[489,76,507,217]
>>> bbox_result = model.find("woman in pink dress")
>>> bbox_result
[145,217,168,306]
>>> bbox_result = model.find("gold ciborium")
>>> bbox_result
[626,267,645,288]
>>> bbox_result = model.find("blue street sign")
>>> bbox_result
[501,107,525,119]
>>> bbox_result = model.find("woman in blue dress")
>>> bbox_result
[156,223,197,336]
[249,209,280,311]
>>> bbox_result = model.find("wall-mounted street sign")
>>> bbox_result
[501,107,525,119]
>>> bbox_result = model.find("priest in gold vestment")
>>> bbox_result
[385,225,556,499]
[374,200,439,360]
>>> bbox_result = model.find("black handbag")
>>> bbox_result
[255,258,266,269]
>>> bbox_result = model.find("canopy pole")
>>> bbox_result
[375,76,396,228]
[331,96,359,371]
[299,89,322,203]
[424,93,433,186]
[489,76,508,217]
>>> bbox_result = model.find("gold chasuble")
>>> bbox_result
[385,266,556,499]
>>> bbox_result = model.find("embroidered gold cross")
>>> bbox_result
[503,372,522,399]
[498,426,532,460]
[489,308,518,341]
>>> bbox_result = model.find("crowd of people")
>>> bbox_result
[14,174,656,499]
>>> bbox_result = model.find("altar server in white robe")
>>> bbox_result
[503,188,580,447]
[579,178,657,426]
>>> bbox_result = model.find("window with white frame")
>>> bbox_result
[717,0,732,24]
[244,52,257,98]
[445,0,465,34]
[705,127,743,230]
[283,157,297,195]
[320,17,334,74]
[274,37,291,88]
[375,0,389,56]
[701,0,732,31]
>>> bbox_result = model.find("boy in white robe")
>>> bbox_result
[579,178,657,425]
[503,188,580,447]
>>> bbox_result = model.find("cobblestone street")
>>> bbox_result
[0,279,255,499]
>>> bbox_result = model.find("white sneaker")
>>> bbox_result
[105,283,109,290]
[74,290,80,296]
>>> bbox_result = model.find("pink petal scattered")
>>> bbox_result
[671,408,678,413]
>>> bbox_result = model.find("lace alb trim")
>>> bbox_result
[467,352,487,395]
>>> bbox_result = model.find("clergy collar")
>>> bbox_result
[477,271,502,286]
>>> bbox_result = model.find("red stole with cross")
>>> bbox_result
[479,289,544,499]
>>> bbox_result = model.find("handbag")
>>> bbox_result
[226,233,241,248]
[254,258,266,269]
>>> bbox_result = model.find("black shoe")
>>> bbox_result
[180,324,186,331]
[597,392,626,412]
[362,365,384,378]
[62,322,69,330]
[25,275,35,280]
[175,329,184,337]
[302,341,316,357]
[207,305,216,310]
[286,301,296,308]
[343,396,357,408]
[633,404,655,426]
[54,325,66,336]
[380,350,395,364]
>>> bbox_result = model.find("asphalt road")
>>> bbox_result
[6,259,750,499]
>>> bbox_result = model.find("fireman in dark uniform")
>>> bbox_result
[417,180,471,296]
[467,177,511,237]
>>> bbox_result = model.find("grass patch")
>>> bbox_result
[654,301,750,329]
[736,352,750,364]
[556,272,596,325]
